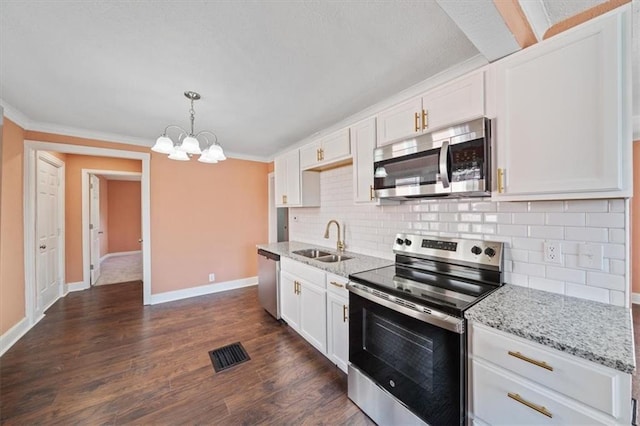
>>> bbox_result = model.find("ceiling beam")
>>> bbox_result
[436,0,521,62]
[493,0,538,48]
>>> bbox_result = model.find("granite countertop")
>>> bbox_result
[465,284,635,374]
[257,241,394,278]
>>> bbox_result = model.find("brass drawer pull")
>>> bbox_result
[508,351,553,371]
[507,392,552,418]
[421,109,428,130]
[330,281,345,288]
[497,168,505,193]
[369,185,375,201]
[414,112,420,132]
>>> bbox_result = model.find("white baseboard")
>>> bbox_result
[632,293,640,305]
[67,281,90,292]
[150,276,258,305]
[99,250,142,263]
[0,317,30,357]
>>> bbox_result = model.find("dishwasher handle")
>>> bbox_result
[258,249,280,262]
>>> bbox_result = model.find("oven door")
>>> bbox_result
[348,291,465,425]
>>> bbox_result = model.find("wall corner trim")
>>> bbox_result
[0,317,30,357]
[150,276,258,305]
[632,293,640,305]
[67,281,90,292]
[633,115,640,140]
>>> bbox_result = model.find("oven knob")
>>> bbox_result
[485,247,496,258]
[404,239,412,246]
[396,238,404,245]
[471,246,482,255]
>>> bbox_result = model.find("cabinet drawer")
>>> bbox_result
[281,257,326,287]
[326,273,348,297]
[472,359,609,425]
[471,323,619,417]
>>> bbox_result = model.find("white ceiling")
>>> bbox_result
[0,0,636,160]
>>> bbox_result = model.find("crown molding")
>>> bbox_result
[0,98,31,129]
[27,121,154,147]
[222,150,271,163]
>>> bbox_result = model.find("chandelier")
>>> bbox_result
[151,91,226,163]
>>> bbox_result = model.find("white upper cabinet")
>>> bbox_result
[274,149,320,207]
[351,117,377,203]
[493,7,632,201]
[376,72,485,147]
[300,128,351,170]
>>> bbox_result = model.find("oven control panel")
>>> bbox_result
[393,233,503,270]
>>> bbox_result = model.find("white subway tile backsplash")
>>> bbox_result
[529,277,565,295]
[545,213,586,226]
[528,226,564,239]
[566,283,610,304]
[586,272,625,291]
[565,227,608,242]
[546,266,586,284]
[586,213,625,228]
[289,165,629,306]
[512,213,545,225]
[497,224,528,237]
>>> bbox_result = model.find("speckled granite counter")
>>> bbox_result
[257,241,394,278]
[465,284,635,374]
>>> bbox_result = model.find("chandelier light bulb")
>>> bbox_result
[168,150,190,161]
[179,135,201,155]
[198,149,219,163]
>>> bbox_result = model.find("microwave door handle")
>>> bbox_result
[439,141,450,188]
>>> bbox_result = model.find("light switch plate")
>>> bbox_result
[578,244,603,270]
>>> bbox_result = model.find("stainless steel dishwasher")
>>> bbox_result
[257,249,280,320]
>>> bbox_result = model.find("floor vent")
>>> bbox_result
[208,342,250,372]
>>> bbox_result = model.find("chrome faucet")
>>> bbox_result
[324,220,345,253]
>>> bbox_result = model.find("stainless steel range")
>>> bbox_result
[347,233,504,425]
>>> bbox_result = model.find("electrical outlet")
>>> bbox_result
[543,241,562,264]
[208,273,216,282]
[578,244,603,270]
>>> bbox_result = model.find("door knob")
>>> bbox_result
[138,238,142,243]
[39,244,46,249]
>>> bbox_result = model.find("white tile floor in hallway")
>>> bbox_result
[94,253,142,286]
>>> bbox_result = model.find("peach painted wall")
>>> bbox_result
[632,140,640,295]
[64,155,142,283]
[98,176,109,257]
[151,155,269,294]
[107,181,141,253]
[0,119,26,335]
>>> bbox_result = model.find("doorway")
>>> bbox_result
[24,141,151,328]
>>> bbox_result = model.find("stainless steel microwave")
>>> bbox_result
[373,117,491,200]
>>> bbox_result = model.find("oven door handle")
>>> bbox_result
[439,140,451,188]
[347,283,464,334]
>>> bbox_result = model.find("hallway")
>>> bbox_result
[94,253,142,286]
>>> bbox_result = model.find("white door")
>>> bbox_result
[89,174,101,284]
[36,157,60,312]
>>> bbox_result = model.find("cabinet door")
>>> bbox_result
[299,281,327,354]
[327,293,349,373]
[352,117,377,203]
[494,11,628,200]
[376,97,422,147]
[284,150,301,206]
[279,271,300,332]
[422,72,484,132]
[321,128,351,162]
[300,141,321,170]
[274,154,288,207]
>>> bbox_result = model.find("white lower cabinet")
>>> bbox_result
[280,259,349,372]
[326,273,349,373]
[468,322,632,425]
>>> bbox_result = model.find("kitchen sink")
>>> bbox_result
[293,248,333,258]
[315,254,352,263]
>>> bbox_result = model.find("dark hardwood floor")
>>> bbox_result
[0,282,373,425]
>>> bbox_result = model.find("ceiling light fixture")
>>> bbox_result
[151,91,226,163]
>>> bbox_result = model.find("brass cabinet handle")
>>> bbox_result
[497,168,505,193]
[330,281,344,288]
[508,351,553,371]
[343,305,348,322]
[507,393,552,418]
[320,148,324,161]
[421,109,428,130]
[316,148,320,161]
[296,281,301,295]
[369,185,375,201]
[282,195,287,204]
[414,112,420,132]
